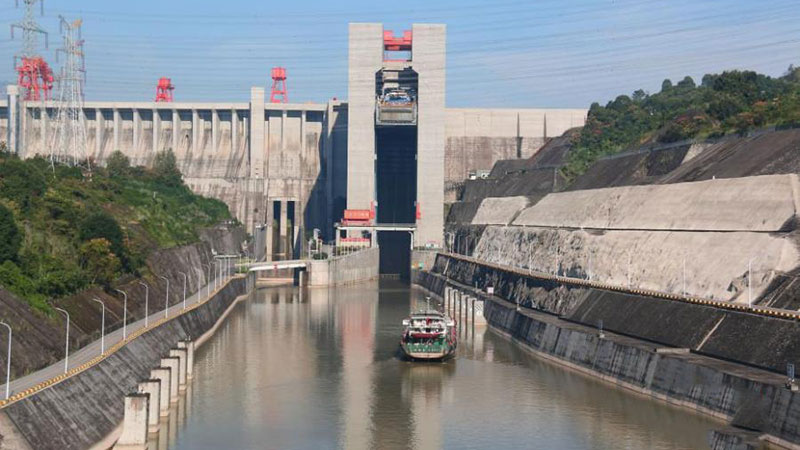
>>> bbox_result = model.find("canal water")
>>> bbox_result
[167,280,718,450]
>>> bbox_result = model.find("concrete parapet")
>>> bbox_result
[308,248,379,286]
[160,357,180,402]
[168,348,188,390]
[115,394,149,449]
[471,196,530,225]
[149,368,171,416]
[137,380,160,433]
[177,340,195,380]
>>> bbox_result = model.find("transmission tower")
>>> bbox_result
[10,0,54,101]
[50,16,89,169]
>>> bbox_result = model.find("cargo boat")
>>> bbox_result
[400,309,457,361]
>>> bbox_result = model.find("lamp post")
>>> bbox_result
[159,276,170,318]
[0,321,11,399]
[138,281,149,327]
[54,307,70,374]
[91,298,105,355]
[179,272,187,310]
[114,289,128,340]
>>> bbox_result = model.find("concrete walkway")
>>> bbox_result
[0,275,234,401]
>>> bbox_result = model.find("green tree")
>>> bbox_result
[661,79,673,92]
[79,238,120,285]
[79,211,127,268]
[106,150,131,177]
[0,204,21,263]
[152,149,182,187]
[0,158,47,211]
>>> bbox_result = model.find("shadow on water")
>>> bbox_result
[160,281,720,450]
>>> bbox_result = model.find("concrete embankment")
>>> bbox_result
[308,248,379,286]
[0,278,247,450]
[412,261,800,449]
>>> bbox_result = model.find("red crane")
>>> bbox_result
[270,67,288,103]
[155,77,174,102]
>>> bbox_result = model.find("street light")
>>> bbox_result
[179,272,187,310]
[54,307,69,374]
[114,289,128,340]
[138,281,149,327]
[159,276,170,319]
[0,321,11,399]
[92,298,105,355]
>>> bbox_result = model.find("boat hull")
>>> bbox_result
[400,342,456,361]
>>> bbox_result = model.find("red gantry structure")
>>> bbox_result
[270,67,288,103]
[16,56,54,101]
[155,77,174,102]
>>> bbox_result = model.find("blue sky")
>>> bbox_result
[1,0,798,108]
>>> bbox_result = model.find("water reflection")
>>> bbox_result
[164,280,718,450]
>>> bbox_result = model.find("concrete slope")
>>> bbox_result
[514,174,799,232]
[471,196,530,225]
[474,226,799,302]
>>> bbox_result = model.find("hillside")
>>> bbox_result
[562,66,800,181]
[0,149,232,314]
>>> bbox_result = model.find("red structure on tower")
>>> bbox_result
[16,56,54,101]
[155,77,174,102]
[270,67,288,103]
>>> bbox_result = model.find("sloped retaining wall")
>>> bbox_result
[0,278,246,450]
[413,261,800,449]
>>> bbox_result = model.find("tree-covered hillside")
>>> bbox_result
[0,149,232,312]
[562,66,800,180]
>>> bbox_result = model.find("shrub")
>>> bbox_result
[0,204,20,263]
[78,211,128,268]
[0,158,47,211]
[106,150,131,177]
[152,149,182,187]
[79,238,120,286]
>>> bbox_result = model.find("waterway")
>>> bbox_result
[166,280,718,450]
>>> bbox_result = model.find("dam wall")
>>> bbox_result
[0,278,247,450]
[1,90,587,237]
[412,258,800,448]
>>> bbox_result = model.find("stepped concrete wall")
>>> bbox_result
[0,278,246,450]
[514,174,800,232]
[473,226,799,302]
[471,196,530,225]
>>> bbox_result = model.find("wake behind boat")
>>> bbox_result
[400,308,457,361]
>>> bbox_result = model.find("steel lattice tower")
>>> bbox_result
[10,0,53,101]
[50,16,89,169]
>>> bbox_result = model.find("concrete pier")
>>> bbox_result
[168,348,188,390]
[150,367,172,416]
[115,394,149,449]
[160,357,180,403]
[177,340,195,380]
[137,380,161,433]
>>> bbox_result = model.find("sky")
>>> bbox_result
[1,0,798,108]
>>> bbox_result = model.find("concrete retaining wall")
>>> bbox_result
[308,248,379,286]
[432,253,800,376]
[412,265,800,448]
[471,196,530,225]
[473,225,799,302]
[514,174,800,232]
[0,278,246,450]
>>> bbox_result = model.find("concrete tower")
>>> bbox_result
[346,23,446,250]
